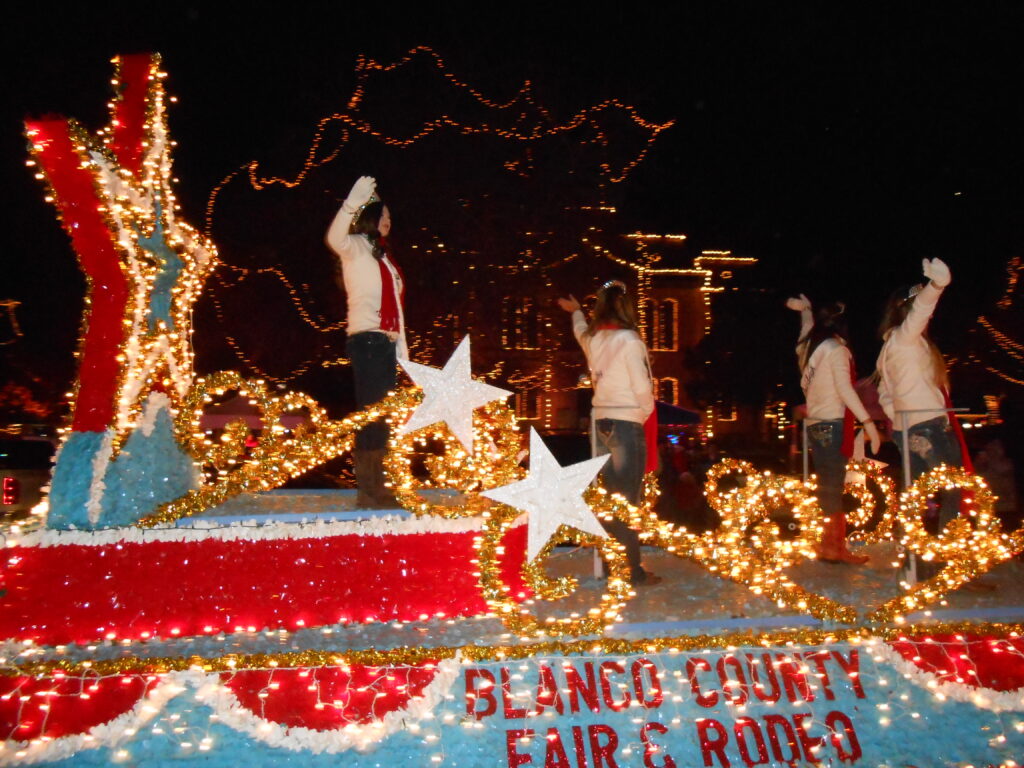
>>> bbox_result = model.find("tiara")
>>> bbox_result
[600,279,627,292]
[357,192,381,215]
[907,283,923,300]
[349,192,382,231]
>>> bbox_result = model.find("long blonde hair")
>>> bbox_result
[878,286,950,390]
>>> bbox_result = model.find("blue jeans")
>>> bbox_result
[346,331,397,451]
[806,420,846,517]
[594,418,647,583]
[894,415,963,532]
[594,418,646,504]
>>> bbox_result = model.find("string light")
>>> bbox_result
[963,255,1023,387]
[384,400,524,517]
[475,503,633,638]
[844,460,898,544]
[200,45,675,386]
[28,51,1024,651]
[198,45,699,395]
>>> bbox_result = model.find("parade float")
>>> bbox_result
[4,53,1024,767]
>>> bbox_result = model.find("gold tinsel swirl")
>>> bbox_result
[868,465,1017,623]
[384,399,525,518]
[139,382,421,526]
[845,459,898,543]
[474,505,633,637]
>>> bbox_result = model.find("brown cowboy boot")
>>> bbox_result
[834,514,869,565]
[352,451,378,509]
[816,514,843,563]
[366,448,400,509]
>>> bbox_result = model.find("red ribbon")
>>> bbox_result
[943,387,974,473]
[841,360,858,458]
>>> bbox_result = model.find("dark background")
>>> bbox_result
[3,5,1023,416]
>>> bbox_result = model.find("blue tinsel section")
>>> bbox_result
[35,649,1024,767]
[99,407,197,528]
[46,432,105,529]
[137,204,183,331]
[46,408,197,530]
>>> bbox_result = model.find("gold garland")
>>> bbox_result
[868,465,1017,623]
[384,399,524,518]
[138,384,421,526]
[6,621,1023,678]
[649,458,857,623]
[132,372,1024,630]
[845,459,898,543]
[474,505,632,638]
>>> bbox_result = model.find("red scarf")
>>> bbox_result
[841,360,858,458]
[942,387,974,473]
[377,239,404,333]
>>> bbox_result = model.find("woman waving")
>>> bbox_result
[788,295,880,564]
[559,281,660,586]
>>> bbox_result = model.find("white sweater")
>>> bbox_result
[326,203,407,356]
[799,339,871,424]
[876,282,947,429]
[572,310,655,424]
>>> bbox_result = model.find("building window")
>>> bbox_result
[657,377,679,405]
[445,312,464,346]
[641,299,657,346]
[649,299,678,351]
[515,390,542,420]
[715,403,738,422]
[502,297,540,350]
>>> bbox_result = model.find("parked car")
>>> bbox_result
[0,437,54,520]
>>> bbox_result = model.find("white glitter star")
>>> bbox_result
[398,336,511,450]
[482,428,609,561]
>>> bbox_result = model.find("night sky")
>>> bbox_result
[3,6,1023,410]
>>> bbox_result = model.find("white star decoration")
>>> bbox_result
[398,336,512,450]
[482,428,609,562]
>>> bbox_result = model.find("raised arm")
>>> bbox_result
[557,295,589,349]
[786,294,813,341]
[326,176,377,257]
[894,258,950,341]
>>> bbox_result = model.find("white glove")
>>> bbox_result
[785,293,811,312]
[557,295,582,313]
[863,421,881,455]
[344,176,376,211]
[922,258,951,288]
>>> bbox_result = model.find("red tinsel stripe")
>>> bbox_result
[224,663,440,729]
[0,674,149,742]
[889,633,1024,692]
[25,120,129,432]
[108,54,159,177]
[0,524,529,646]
